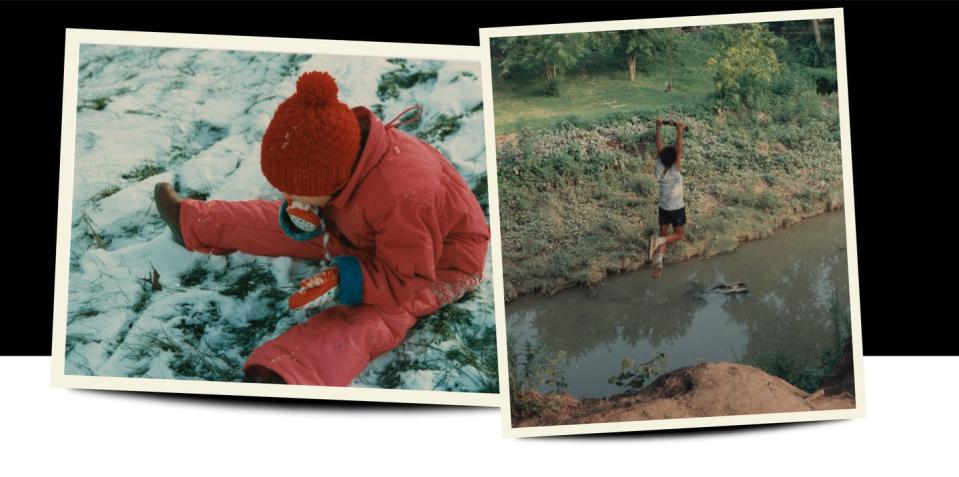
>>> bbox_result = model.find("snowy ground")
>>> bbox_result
[65,45,497,393]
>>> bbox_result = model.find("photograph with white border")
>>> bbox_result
[53,29,499,407]
[480,8,864,436]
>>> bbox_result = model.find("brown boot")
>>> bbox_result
[154,182,185,246]
[242,365,287,384]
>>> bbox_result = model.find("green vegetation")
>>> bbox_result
[706,24,785,108]
[89,185,122,203]
[78,96,111,112]
[121,162,166,181]
[608,352,667,393]
[168,120,230,164]
[376,58,439,101]
[178,261,210,287]
[471,173,489,216]
[748,290,851,392]
[215,261,286,302]
[374,291,499,393]
[494,33,592,96]
[492,22,842,299]
[507,338,570,422]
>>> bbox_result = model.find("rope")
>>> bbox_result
[385,104,424,130]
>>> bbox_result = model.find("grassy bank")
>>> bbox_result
[496,98,843,301]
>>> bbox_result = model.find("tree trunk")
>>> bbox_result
[544,61,552,85]
[627,55,637,81]
[812,19,822,46]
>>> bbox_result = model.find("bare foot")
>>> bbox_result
[652,265,663,279]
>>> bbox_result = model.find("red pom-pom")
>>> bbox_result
[296,71,339,106]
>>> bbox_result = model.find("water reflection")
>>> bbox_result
[507,212,850,398]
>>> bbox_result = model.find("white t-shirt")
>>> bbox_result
[655,159,684,211]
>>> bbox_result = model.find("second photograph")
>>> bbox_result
[483,8,862,436]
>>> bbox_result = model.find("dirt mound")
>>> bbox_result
[514,356,856,427]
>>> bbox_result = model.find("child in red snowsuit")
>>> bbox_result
[154,71,490,386]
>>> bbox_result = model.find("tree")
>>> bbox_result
[705,24,785,108]
[615,28,678,81]
[765,20,835,68]
[495,33,591,95]
[812,19,822,47]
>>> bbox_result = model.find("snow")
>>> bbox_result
[399,370,439,390]
[65,44,496,393]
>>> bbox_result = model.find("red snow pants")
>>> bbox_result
[179,198,482,386]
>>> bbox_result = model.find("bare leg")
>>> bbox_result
[653,225,684,279]
[657,225,685,252]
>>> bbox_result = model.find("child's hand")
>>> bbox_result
[279,200,327,242]
[287,201,323,232]
[675,121,686,131]
[289,266,340,310]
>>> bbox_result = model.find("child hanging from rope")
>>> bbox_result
[648,118,687,279]
[153,71,490,386]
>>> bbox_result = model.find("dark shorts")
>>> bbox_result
[659,207,687,227]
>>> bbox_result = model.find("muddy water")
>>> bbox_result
[507,211,851,399]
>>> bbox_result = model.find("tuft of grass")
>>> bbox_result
[121,162,166,181]
[130,282,153,314]
[120,223,144,236]
[416,113,463,144]
[130,326,242,382]
[168,120,230,164]
[608,352,667,393]
[77,96,111,112]
[471,174,489,216]
[183,189,210,201]
[219,262,278,300]
[631,174,657,196]
[178,262,210,287]
[377,59,439,102]
[89,185,122,203]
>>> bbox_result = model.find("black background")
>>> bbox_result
[6,1,954,356]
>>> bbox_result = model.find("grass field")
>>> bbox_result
[492,35,714,135]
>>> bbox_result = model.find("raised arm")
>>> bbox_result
[674,121,685,171]
[656,118,664,154]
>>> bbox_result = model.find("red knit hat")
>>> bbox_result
[260,71,361,197]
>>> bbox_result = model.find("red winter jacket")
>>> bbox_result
[320,107,489,317]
